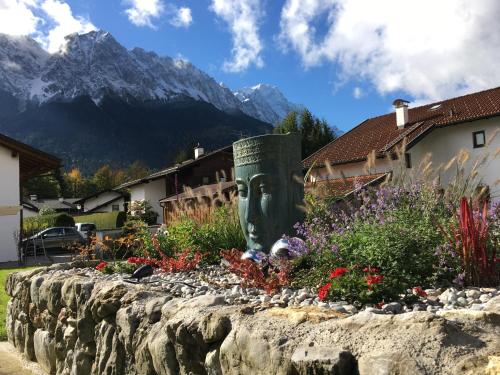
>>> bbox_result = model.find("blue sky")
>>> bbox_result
[2,0,500,132]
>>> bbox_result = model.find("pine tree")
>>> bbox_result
[274,109,336,159]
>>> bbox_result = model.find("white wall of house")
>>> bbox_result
[0,145,20,262]
[408,117,500,200]
[129,178,165,223]
[87,197,126,213]
[22,207,38,218]
[309,158,393,182]
[83,191,124,212]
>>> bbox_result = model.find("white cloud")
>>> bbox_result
[0,0,95,53]
[0,0,41,35]
[279,0,500,103]
[38,0,96,53]
[170,6,192,28]
[353,86,363,99]
[210,0,263,72]
[124,0,164,28]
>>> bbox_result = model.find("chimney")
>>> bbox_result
[393,99,409,129]
[30,194,37,201]
[194,143,204,159]
[58,197,64,202]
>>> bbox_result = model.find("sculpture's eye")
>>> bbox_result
[237,185,248,198]
[260,184,270,196]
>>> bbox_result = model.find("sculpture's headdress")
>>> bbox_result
[233,133,301,168]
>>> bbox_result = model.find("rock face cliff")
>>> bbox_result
[5,265,500,375]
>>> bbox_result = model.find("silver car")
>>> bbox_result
[23,227,85,255]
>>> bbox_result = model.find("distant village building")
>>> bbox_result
[115,145,234,224]
[73,190,129,214]
[22,196,81,217]
[304,87,500,200]
[0,133,60,263]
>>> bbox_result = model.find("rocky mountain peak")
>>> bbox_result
[0,30,307,124]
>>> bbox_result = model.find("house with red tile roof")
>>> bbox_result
[303,86,500,200]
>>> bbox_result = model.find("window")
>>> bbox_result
[42,228,64,238]
[473,130,485,148]
[112,204,120,212]
[80,224,96,232]
[64,228,79,236]
[405,153,412,168]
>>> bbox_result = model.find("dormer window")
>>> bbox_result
[472,130,485,148]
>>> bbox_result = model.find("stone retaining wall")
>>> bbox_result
[5,265,500,375]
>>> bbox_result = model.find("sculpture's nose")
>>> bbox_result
[245,186,257,226]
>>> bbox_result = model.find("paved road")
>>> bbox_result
[0,342,43,375]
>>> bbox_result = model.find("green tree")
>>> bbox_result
[92,165,115,191]
[126,160,151,181]
[23,171,61,199]
[274,109,336,159]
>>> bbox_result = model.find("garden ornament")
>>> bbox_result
[233,133,304,257]
[130,264,154,281]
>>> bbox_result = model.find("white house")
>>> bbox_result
[115,145,234,224]
[0,133,59,263]
[73,190,128,214]
[304,86,500,200]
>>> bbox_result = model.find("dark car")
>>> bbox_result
[23,227,86,255]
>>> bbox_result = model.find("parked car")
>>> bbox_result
[22,227,85,255]
[75,222,97,239]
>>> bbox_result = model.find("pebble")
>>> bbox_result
[382,302,403,314]
[83,265,498,317]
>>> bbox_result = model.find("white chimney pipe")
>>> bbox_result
[194,144,204,159]
[393,99,409,129]
[30,194,37,201]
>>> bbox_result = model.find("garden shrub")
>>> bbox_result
[24,213,75,234]
[133,206,245,264]
[77,211,126,230]
[290,184,460,299]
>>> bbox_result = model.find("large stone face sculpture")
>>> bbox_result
[233,133,304,254]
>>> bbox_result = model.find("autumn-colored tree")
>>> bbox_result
[92,165,127,191]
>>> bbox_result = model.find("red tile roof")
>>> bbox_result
[304,86,500,168]
[305,173,387,198]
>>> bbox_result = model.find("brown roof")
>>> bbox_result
[304,86,500,168]
[305,173,387,198]
[0,133,60,181]
[160,181,236,203]
[116,145,232,190]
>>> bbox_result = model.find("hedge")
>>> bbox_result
[23,213,75,235]
[75,212,127,230]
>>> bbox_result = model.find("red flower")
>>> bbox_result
[96,261,108,271]
[330,267,349,279]
[318,283,332,301]
[365,274,384,286]
[363,266,380,273]
[412,287,428,297]
[127,257,157,266]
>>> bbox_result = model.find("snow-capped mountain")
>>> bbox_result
[0,30,303,124]
[0,30,246,112]
[234,84,303,125]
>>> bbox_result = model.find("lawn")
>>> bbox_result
[0,267,39,341]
